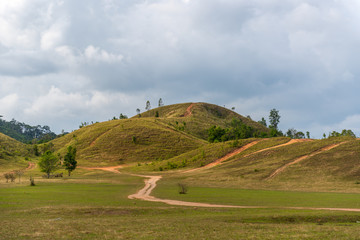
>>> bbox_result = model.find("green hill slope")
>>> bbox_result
[138,102,269,140]
[51,118,206,167]
[174,137,360,192]
[0,133,32,170]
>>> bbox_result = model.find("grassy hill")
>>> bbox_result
[50,118,206,167]
[48,102,270,167]
[0,133,32,170]
[138,102,269,140]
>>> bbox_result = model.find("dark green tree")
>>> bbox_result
[269,109,280,130]
[136,108,141,117]
[258,117,267,127]
[63,146,77,176]
[158,98,164,107]
[155,111,159,117]
[38,151,60,179]
[306,131,310,139]
[119,113,128,119]
[145,101,151,111]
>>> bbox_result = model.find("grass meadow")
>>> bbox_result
[2,167,360,239]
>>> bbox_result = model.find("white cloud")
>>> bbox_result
[0,94,19,117]
[84,45,123,63]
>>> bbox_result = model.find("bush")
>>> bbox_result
[178,183,188,194]
[4,172,16,183]
[29,176,35,186]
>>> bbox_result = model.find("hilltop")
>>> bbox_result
[138,102,269,140]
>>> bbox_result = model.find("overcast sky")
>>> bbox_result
[0,0,360,138]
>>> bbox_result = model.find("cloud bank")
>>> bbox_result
[0,0,359,137]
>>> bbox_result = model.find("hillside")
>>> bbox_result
[138,102,269,140]
[170,136,360,192]
[0,132,32,170]
[50,118,206,167]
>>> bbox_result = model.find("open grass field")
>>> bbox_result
[2,169,360,240]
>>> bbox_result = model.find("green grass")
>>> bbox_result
[1,172,360,239]
[153,183,360,208]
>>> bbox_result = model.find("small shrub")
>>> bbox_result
[178,183,188,194]
[159,167,163,171]
[167,162,178,169]
[254,169,259,172]
[4,173,10,183]
[132,136,137,144]
[4,172,16,182]
[29,176,35,186]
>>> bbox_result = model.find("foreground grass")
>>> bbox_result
[2,206,360,240]
[2,171,360,239]
[153,183,360,209]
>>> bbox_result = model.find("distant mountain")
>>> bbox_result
[0,118,57,143]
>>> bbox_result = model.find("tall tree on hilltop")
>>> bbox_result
[158,98,164,107]
[145,101,151,111]
[269,108,280,130]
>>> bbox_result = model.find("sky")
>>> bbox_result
[0,0,360,138]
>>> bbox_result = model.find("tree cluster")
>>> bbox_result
[327,129,356,138]
[208,118,267,143]
[38,146,77,178]
[0,118,56,143]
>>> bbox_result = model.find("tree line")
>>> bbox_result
[0,117,57,143]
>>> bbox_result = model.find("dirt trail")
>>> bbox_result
[185,139,311,173]
[266,142,347,180]
[26,162,35,170]
[242,139,312,158]
[184,140,262,173]
[83,164,360,212]
[90,124,121,147]
[183,103,195,117]
[78,165,124,173]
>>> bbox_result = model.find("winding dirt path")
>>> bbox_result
[266,142,347,180]
[83,164,360,212]
[183,103,195,117]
